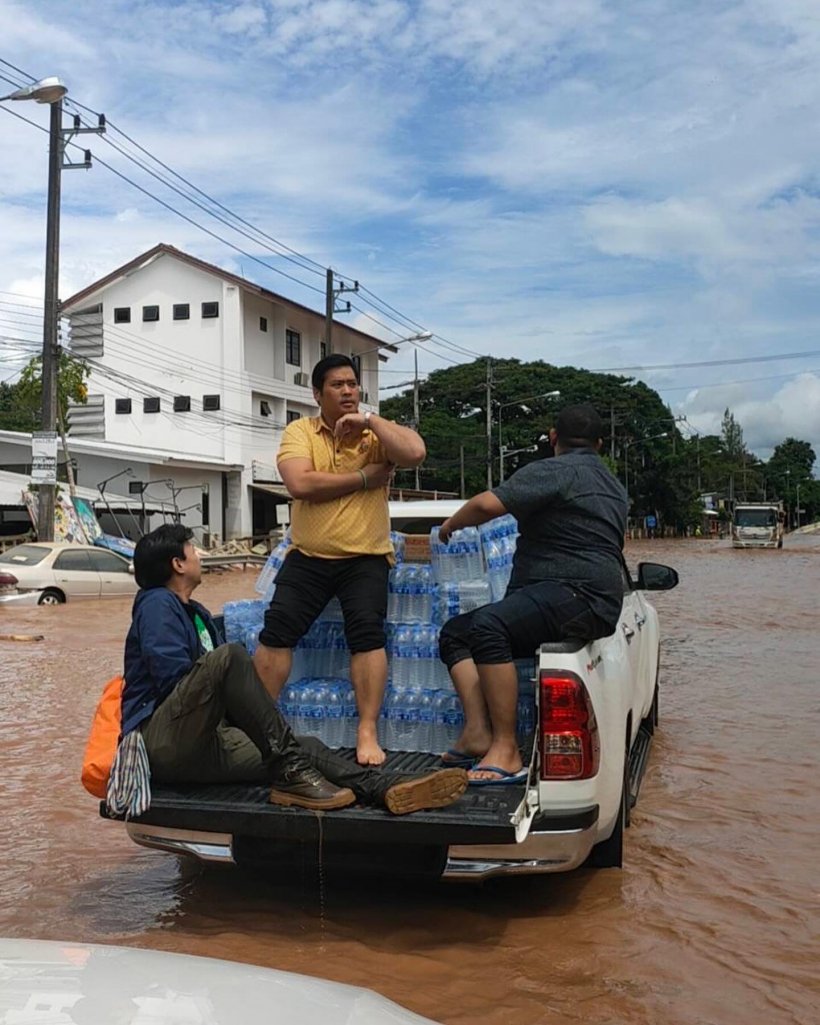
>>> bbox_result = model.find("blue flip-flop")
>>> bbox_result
[467,765,528,786]
[440,748,478,769]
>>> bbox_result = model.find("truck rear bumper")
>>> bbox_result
[444,806,599,878]
[126,806,600,879]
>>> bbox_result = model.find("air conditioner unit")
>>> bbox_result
[294,372,309,387]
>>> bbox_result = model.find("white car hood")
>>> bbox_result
[0,938,440,1025]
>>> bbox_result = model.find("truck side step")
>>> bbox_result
[627,724,653,809]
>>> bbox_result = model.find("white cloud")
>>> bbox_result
[2,0,820,463]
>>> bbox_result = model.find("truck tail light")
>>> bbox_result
[539,670,600,780]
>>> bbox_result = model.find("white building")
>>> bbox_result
[50,243,394,542]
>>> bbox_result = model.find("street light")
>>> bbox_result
[1,78,68,541]
[623,432,668,509]
[498,390,561,482]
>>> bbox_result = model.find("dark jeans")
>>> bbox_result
[141,643,404,806]
[259,550,390,653]
[439,580,605,669]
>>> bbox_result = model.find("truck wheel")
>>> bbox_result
[584,745,628,869]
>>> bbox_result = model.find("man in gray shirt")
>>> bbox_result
[437,404,628,784]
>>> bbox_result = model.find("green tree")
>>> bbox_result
[380,357,690,526]
[16,350,90,429]
[0,378,39,432]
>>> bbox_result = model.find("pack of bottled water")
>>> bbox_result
[279,677,358,748]
[254,531,291,603]
[431,580,493,624]
[388,623,452,690]
[288,620,350,682]
[387,563,434,623]
[390,530,406,564]
[223,598,267,649]
[430,525,484,583]
[479,514,519,600]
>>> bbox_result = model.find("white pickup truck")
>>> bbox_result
[107,502,678,880]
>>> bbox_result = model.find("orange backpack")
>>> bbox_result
[81,675,124,798]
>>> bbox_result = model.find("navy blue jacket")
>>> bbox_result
[121,587,223,735]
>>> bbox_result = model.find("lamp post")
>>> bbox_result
[2,78,67,541]
[498,390,560,482]
[795,481,802,530]
[785,469,791,529]
[623,432,668,510]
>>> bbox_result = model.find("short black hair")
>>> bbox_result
[133,523,194,588]
[312,354,359,392]
[555,403,604,448]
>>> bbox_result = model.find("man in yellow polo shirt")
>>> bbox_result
[253,354,426,765]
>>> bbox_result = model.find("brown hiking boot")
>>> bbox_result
[269,762,356,811]
[384,767,468,816]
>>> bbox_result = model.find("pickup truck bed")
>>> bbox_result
[104,742,599,874]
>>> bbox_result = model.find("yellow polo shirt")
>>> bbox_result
[277,416,393,559]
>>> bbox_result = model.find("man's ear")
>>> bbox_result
[312,386,321,405]
[549,427,558,447]
[594,437,603,451]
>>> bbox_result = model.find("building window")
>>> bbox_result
[286,329,301,366]
[142,305,160,322]
[173,395,191,412]
[113,307,131,324]
[143,397,160,413]
[260,316,268,332]
[114,398,132,414]
[173,303,190,320]
[286,410,301,423]
[202,394,221,411]
[260,400,272,417]
[320,342,328,359]
[202,301,219,319]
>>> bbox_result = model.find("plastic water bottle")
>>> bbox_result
[279,682,301,728]
[517,694,535,741]
[416,688,436,752]
[392,624,413,687]
[243,627,259,656]
[341,682,358,747]
[383,685,402,750]
[390,531,406,564]
[323,682,345,747]
[438,692,465,749]
[387,565,402,623]
[394,687,421,751]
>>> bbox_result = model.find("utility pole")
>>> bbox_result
[413,349,421,491]
[485,359,493,489]
[38,97,64,541]
[610,401,616,461]
[324,269,358,353]
[460,445,466,499]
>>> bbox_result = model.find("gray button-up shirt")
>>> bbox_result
[493,448,628,628]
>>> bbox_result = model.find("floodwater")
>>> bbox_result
[1,536,818,1025]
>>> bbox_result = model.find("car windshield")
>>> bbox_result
[0,545,50,566]
[735,509,777,527]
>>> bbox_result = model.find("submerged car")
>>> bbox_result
[0,937,440,1024]
[0,567,42,606]
[0,542,136,605]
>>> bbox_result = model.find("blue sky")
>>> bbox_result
[2,0,820,462]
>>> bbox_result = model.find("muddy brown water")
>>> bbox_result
[1,537,818,1024]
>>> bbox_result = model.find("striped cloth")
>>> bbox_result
[106,729,152,818]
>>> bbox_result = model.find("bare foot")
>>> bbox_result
[356,725,385,766]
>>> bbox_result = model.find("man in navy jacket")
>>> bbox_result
[121,524,467,813]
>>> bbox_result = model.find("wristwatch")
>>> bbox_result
[364,410,372,428]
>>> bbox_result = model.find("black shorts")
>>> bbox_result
[259,550,390,654]
[438,580,609,668]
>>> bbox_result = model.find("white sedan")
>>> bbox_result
[0,542,137,605]
[0,937,440,1024]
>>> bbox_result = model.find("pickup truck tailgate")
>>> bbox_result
[103,751,526,847]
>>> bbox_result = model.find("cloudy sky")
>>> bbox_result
[2,0,820,462]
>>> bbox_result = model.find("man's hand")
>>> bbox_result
[363,461,394,490]
[438,517,456,544]
[334,412,367,440]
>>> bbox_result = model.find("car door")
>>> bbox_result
[87,548,136,596]
[52,549,102,599]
